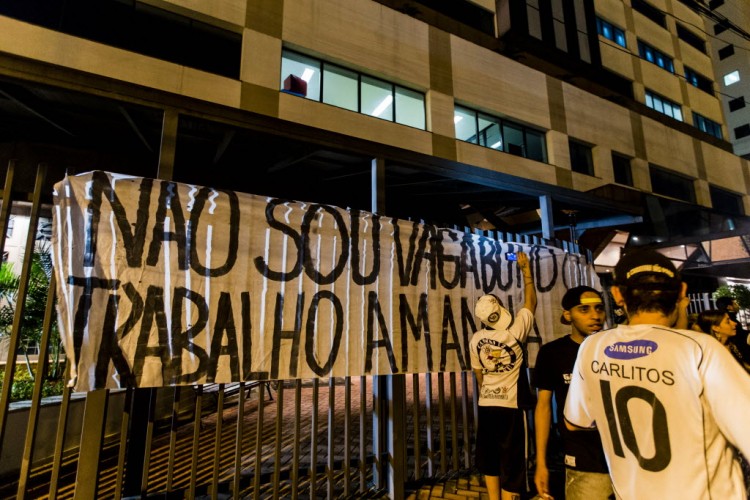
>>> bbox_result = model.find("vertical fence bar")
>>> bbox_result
[344,376,351,496]
[210,384,226,499]
[437,373,447,475]
[17,274,58,496]
[252,384,266,500]
[73,389,110,499]
[449,372,459,471]
[411,373,422,481]
[233,383,246,499]
[310,378,319,499]
[0,162,41,452]
[291,380,302,500]
[49,381,73,500]
[189,386,203,500]
[273,383,285,499]
[327,377,335,499]
[359,376,367,493]
[425,373,434,477]
[460,372,472,469]
[166,386,182,493]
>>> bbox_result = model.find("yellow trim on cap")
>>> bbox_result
[579,297,602,304]
[625,264,675,279]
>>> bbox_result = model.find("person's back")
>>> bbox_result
[564,249,750,499]
[570,323,749,498]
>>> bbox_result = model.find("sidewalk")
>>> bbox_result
[407,474,490,499]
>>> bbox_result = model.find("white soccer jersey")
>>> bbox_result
[564,324,750,499]
[469,308,534,408]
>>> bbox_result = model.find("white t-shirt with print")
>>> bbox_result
[469,308,534,408]
[564,324,750,499]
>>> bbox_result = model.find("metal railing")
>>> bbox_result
[0,160,590,499]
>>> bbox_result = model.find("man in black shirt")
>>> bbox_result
[533,286,612,500]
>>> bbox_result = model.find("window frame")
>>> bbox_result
[692,112,723,139]
[454,105,547,163]
[596,17,627,47]
[638,40,674,73]
[280,49,427,130]
[645,90,683,122]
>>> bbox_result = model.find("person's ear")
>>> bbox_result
[610,285,625,307]
[563,310,573,324]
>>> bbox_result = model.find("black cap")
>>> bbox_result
[560,286,602,325]
[613,249,680,288]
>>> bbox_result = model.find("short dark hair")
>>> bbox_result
[715,296,735,311]
[614,249,681,316]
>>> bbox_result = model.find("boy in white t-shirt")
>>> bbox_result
[470,251,536,500]
[564,249,750,499]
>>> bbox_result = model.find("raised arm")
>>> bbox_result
[517,251,537,313]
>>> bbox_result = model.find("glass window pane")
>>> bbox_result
[654,98,664,113]
[724,70,740,86]
[615,31,626,47]
[281,50,321,101]
[525,130,546,162]
[478,114,500,148]
[362,76,393,121]
[455,107,478,142]
[323,65,358,111]
[503,123,524,156]
[673,107,683,121]
[395,87,425,129]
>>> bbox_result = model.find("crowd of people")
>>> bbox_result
[470,249,750,500]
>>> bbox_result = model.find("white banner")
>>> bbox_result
[51,171,601,391]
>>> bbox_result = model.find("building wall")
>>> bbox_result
[706,0,750,158]
[0,0,747,212]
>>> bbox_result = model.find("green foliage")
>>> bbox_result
[713,284,750,310]
[0,243,65,400]
[0,366,65,402]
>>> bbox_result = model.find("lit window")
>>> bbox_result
[724,71,740,86]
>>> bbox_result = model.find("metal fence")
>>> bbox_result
[0,161,592,499]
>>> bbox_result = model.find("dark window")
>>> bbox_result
[650,165,695,203]
[454,106,547,162]
[596,17,627,47]
[684,67,713,94]
[0,0,241,78]
[710,186,744,216]
[411,0,495,36]
[569,140,594,176]
[735,124,750,139]
[638,40,674,73]
[676,24,706,53]
[719,44,735,60]
[714,20,730,35]
[692,112,723,139]
[631,0,666,27]
[729,97,746,112]
[612,153,633,186]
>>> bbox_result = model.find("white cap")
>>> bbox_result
[474,294,512,330]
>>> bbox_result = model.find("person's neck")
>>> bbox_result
[570,330,586,344]
[715,334,728,345]
[626,310,675,327]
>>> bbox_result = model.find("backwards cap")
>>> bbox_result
[560,286,602,325]
[474,294,512,330]
[613,249,681,289]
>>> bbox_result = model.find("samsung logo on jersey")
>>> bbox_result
[604,340,658,360]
